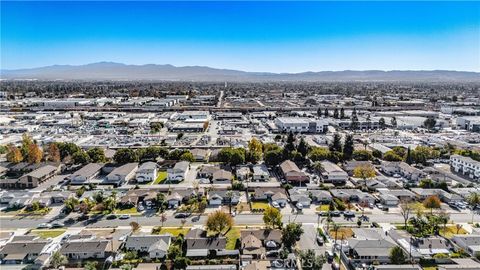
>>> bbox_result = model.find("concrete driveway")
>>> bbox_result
[299,223,325,256]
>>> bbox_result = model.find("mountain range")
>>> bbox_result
[1,62,479,82]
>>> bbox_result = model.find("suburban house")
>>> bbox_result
[236,166,251,181]
[451,235,480,257]
[253,187,288,201]
[343,161,372,176]
[330,189,376,204]
[319,161,349,185]
[124,234,171,259]
[185,228,230,257]
[410,237,454,257]
[207,190,240,206]
[105,163,138,186]
[119,189,157,207]
[450,154,480,181]
[212,169,232,184]
[60,238,113,259]
[166,189,197,208]
[40,191,74,204]
[279,160,309,183]
[0,237,51,264]
[190,149,209,162]
[377,188,416,202]
[345,239,397,265]
[69,163,103,185]
[381,161,426,182]
[167,161,190,182]
[309,189,333,204]
[135,162,158,183]
[198,165,220,179]
[240,229,282,259]
[288,188,312,207]
[378,193,400,206]
[16,164,60,189]
[252,165,269,182]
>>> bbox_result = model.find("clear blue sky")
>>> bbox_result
[1,1,479,72]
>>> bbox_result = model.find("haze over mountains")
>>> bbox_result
[1,62,479,82]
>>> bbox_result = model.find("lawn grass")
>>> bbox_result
[114,207,140,215]
[20,207,51,216]
[153,227,190,237]
[316,205,330,212]
[225,227,240,250]
[440,225,468,238]
[236,202,250,213]
[0,208,24,216]
[31,229,66,239]
[329,227,354,240]
[153,171,168,184]
[251,202,270,211]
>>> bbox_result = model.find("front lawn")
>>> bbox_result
[153,171,168,184]
[20,207,51,216]
[225,227,240,250]
[440,225,468,238]
[152,227,190,237]
[31,229,66,239]
[316,205,330,212]
[329,227,354,240]
[114,207,140,215]
[251,202,269,211]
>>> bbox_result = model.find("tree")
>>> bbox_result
[391,116,397,127]
[72,151,90,165]
[46,143,61,162]
[379,117,386,129]
[405,147,413,165]
[423,117,437,130]
[317,108,322,117]
[50,251,68,268]
[285,132,296,152]
[150,122,163,133]
[87,147,106,163]
[179,152,195,162]
[467,193,480,223]
[297,137,309,157]
[57,142,82,160]
[383,150,403,161]
[282,223,303,252]
[64,197,79,213]
[389,246,406,264]
[27,143,43,164]
[333,108,339,119]
[300,249,326,270]
[263,206,283,229]
[167,245,182,260]
[205,210,234,235]
[423,195,441,214]
[113,148,138,163]
[84,261,98,270]
[324,108,329,117]
[399,200,413,229]
[353,164,376,189]
[352,150,373,161]
[20,133,34,158]
[138,146,168,161]
[6,144,23,163]
[350,115,359,130]
[308,147,330,162]
[329,133,342,152]
[342,134,354,160]
[340,108,345,119]
[264,148,284,166]
[130,221,140,232]
[218,147,245,166]
[248,138,263,155]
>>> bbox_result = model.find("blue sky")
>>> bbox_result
[1,1,479,72]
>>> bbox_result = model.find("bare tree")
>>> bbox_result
[400,200,413,229]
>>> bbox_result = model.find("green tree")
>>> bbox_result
[300,249,326,270]
[285,132,296,152]
[467,193,480,223]
[282,223,304,252]
[379,117,386,129]
[113,148,138,163]
[263,206,283,229]
[179,152,195,162]
[329,133,342,152]
[50,251,68,268]
[389,246,406,264]
[205,210,234,235]
[340,108,345,119]
[353,164,376,190]
[6,144,23,163]
[264,148,284,166]
[308,147,330,162]
[317,108,322,117]
[297,137,309,157]
[84,261,98,270]
[324,108,329,117]
[58,142,82,160]
[72,151,90,165]
[333,108,339,119]
[87,147,106,163]
[383,151,403,161]
[423,117,437,130]
[352,150,373,161]
[391,117,397,127]
[342,134,354,160]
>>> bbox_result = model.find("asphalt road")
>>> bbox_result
[1,211,479,230]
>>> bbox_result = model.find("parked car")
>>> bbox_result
[325,250,334,263]
[266,250,280,257]
[37,223,51,229]
[174,212,191,219]
[331,211,341,217]
[51,222,65,228]
[316,236,324,246]
[191,216,200,222]
[344,211,355,218]
[119,214,131,219]
[271,201,280,208]
[296,203,304,210]
[106,214,117,220]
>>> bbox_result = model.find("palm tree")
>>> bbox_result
[332,223,340,247]
[467,193,480,223]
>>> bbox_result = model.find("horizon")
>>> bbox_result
[2,1,480,72]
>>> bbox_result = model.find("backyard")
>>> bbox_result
[153,171,168,184]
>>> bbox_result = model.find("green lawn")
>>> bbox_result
[225,227,240,250]
[20,207,51,216]
[153,227,190,237]
[251,202,269,211]
[114,207,140,215]
[153,171,168,184]
[31,229,66,239]
[316,205,330,212]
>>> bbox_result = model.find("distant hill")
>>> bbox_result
[1,62,479,82]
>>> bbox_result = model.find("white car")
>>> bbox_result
[271,201,280,208]
[37,223,51,229]
[118,214,131,219]
[296,203,304,209]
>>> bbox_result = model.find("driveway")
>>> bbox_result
[299,224,325,256]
